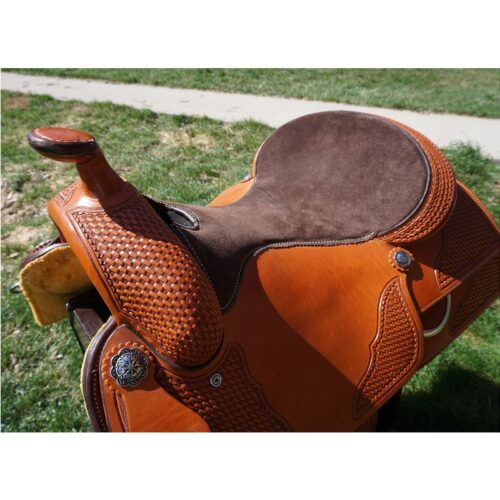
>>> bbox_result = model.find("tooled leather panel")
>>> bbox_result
[381,120,456,244]
[58,181,79,205]
[436,185,499,290]
[158,344,290,431]
[452,257,499,334]
[354,277,420,419]
[71,194,223,367]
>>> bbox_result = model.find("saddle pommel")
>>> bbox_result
[28,127,125,199]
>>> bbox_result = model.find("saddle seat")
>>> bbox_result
[163,111,442,309]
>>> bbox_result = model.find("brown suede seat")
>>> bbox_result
[157,111,433,309]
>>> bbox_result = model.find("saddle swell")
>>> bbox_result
[22,112,499,431]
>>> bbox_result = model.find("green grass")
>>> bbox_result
[6,68,500,118]
[1,91,499,432]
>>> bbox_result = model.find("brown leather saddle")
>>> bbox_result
[19,111,499,431]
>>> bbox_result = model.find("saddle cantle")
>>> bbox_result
[19,112,499,431]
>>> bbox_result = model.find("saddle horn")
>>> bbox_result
[28,127,125,199]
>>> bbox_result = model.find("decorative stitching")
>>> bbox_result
[169,231,376,312]
[223,233,377,312]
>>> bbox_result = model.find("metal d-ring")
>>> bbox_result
[423,294,452,339]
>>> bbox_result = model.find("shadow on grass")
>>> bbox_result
[392,365,500,432]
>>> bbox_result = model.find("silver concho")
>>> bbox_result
[394,250,412,268]
[110,348,148,387]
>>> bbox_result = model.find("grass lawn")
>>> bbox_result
[6,68,500,118]
[1,91,499,432]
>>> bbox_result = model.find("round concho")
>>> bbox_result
[110,348,148,387]
[395,250,412,268]
[389,247,414,273]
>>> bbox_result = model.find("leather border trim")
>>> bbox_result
[81,317,116,432]
[19,237,62,269]
[380,118,456,244]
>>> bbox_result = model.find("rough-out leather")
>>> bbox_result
[21,111,499,431]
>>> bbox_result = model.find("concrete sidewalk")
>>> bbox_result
[3,72,500,159]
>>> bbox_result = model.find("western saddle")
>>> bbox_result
[19,111,499,431]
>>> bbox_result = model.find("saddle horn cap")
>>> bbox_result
[28,127,125,199]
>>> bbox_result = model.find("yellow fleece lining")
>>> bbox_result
[19,245,92,325]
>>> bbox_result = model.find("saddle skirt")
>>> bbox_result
[20,111,499,431]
